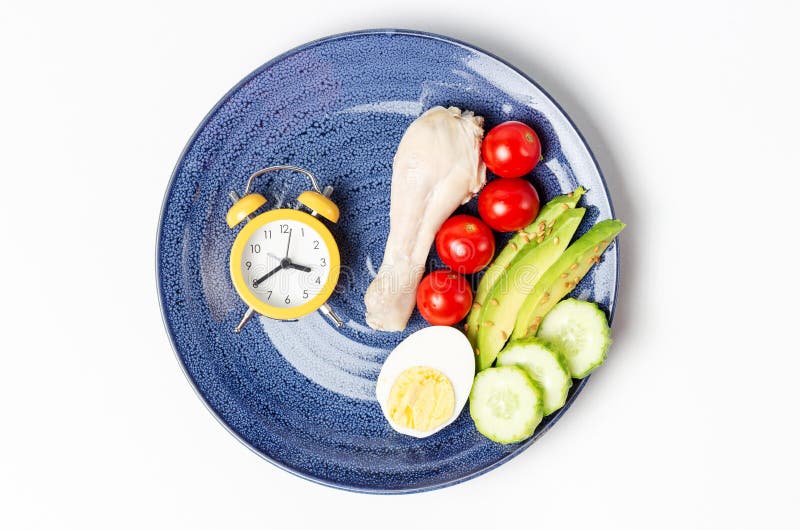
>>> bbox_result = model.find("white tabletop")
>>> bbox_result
[1,1,798,529]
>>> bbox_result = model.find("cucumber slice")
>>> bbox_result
[497,338,572,415]
[536,299,611,378]
[469,366,544,444]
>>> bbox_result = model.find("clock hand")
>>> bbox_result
[284,228,293,259]
[267,252,283,263]
[286,263,312,273]
[266,252,282,263]
[252,263,284,288]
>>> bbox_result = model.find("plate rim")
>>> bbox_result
[155,28,619,495]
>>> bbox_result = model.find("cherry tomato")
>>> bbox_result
[482,121,542,178]
[435,215,496,274]
[416,270,473,326]
[478,178,540,232]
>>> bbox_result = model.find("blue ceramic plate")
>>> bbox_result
[157,29,618,493]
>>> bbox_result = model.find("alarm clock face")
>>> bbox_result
[240,219,333,308]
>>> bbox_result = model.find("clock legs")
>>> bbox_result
[319,303,344,327]
[234,304,343,331]
[233,306,256,333]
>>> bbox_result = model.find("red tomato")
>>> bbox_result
[416,270,473,326]
[435,215,496,274]
[478,178,540,232]
[482,121,542,178]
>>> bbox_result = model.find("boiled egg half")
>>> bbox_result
[375,326,475,438]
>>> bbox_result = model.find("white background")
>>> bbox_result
[1,1,798,528]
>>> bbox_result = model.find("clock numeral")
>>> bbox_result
[315,276,321,284]
[284,295,291,305]
[250,244,261,253]
[264,230,272,239]
[303,290,309,299]
[280,224,289,234]
[320,257,326,267]
[245,261,252,270]
[313,240,319,250]
[301,227,305,237]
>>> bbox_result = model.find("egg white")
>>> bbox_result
[375,326,475,438]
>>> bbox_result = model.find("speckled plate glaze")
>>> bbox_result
[157,29,618,494]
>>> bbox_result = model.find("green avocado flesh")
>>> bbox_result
[465,188,585,347]
[512,219,625,341]
[475,207,586,371]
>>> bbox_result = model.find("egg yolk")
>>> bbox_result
[386,366,455,432]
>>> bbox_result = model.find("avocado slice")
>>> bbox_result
[466,187,586,347]
[475,207,586,371]
[512,219,625,341]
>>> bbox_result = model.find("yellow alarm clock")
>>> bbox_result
[226,166,343,332]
